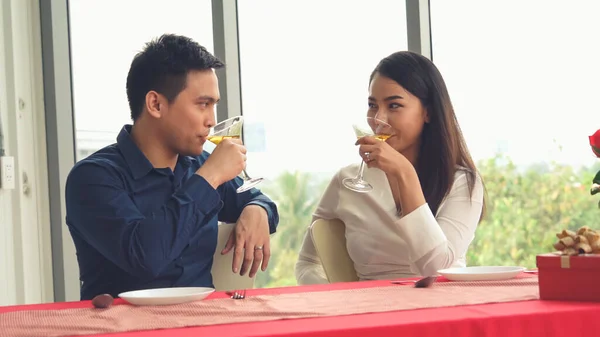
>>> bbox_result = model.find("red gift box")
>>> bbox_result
[536,253,600,301]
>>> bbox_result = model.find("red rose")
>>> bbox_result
[590,129,600,157]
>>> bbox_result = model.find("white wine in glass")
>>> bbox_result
[358,134,392,142]
[207,116,263,193]
[206,135,240,144]
[343,117,395,193]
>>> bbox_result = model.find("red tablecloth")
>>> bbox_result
[1,279,599,337]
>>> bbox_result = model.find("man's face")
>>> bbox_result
[161,69,220,156]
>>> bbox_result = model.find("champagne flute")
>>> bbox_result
[206,116,264,193]
[342,117,395,193]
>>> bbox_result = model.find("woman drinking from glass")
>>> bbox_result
[295,51,486,284]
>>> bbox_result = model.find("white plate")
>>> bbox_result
[437,266,526,281]
[118,287,215,306]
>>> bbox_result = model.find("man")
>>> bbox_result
[65,34,279,300]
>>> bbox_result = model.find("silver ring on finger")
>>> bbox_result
[365,152,371,162]
[254,246,263,251]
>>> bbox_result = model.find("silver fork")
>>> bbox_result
[229,289,246,299]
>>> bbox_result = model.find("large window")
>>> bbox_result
[238,0,408,287]
[430,1,600,268]
[68,0,214,161]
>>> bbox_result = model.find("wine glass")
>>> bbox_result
[342,117,395,193]
[206,116,264,193]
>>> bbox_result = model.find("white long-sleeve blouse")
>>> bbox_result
[295,164,484,285]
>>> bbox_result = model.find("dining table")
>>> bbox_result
[1,274,599,337]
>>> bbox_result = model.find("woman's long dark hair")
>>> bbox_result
[370,51,485,218]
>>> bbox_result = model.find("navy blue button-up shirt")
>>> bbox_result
[65,125,279,300]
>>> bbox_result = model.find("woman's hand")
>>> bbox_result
[357,135,426,215]
[356,136,411,176]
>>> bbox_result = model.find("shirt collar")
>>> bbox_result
[117,125,197,180]
[117,125,154,180]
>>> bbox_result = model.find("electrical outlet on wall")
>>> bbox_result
[0,156,15,190]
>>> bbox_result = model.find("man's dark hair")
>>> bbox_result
[126,34,224,121]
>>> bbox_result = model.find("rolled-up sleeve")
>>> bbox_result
[217,176,279,234]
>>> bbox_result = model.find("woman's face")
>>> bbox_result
[367,72,429,155]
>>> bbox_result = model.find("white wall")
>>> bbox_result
[0,0,54,305]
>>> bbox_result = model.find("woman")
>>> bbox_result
[295,51,485,284]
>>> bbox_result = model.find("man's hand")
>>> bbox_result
[221,205,270,278]
[196,138,246,189]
